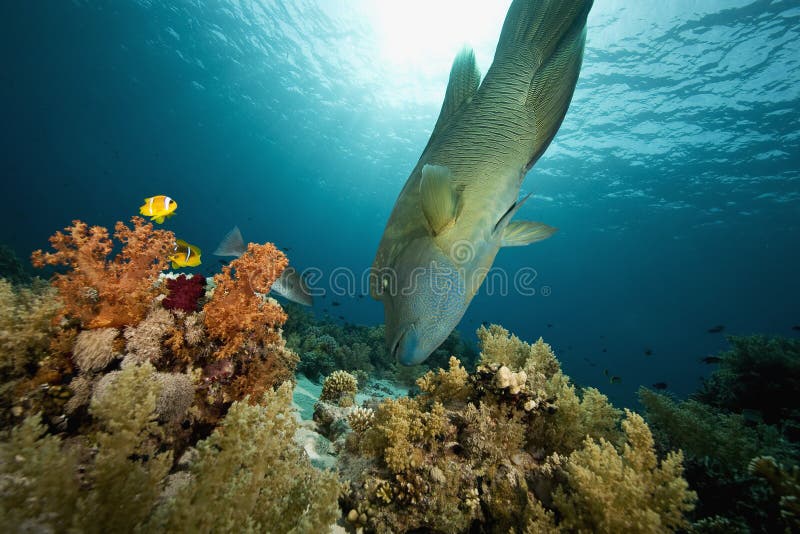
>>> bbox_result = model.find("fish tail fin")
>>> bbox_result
[494,0,592,64]
[213,226,246,257]
[493,0,593,169]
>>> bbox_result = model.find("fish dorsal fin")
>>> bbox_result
[422,47,481,155]
[213,226,246,257]
[501,221,557,247]
[420,164,459,235]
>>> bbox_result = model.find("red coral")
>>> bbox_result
[31,217,175,329]
[202,242,288,359]
[163,274,206,313]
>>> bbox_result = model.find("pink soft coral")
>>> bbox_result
[163,274,206,313]
[31,217,175,329]
[202,242,288,359]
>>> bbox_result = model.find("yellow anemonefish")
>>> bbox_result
[139,195,177,223]
[169,239,202,269]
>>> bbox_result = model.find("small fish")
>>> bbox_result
[603,368,609,376]
[707,325,725,333]
[546,323,553,328]
[139,195,177,223]
[644,348,653,356]
[609,376,622,384]
[700,356,722,364]
[281,246,291,252]
[652,382,668,390]
[332,301,341,307]
[214,226,313,306]
[169,239,202,269]
[602,348,607,353]
[792,325,800,331]
[338,315,345,320]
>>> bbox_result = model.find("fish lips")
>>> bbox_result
[391,323,425,366]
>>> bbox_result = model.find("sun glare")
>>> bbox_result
[358,0,512,93]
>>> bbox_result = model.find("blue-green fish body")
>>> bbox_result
[372,0,594,364]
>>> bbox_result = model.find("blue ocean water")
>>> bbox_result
[1,0,798,408]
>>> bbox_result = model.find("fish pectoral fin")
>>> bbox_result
[154,215,165,224]
[493,193,532,237]
[501,221,557,247]
[420,164,459,235]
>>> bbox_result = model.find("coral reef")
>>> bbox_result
[162,273,206,313]
[203,242,288,359]
[31,217,175,329]
[336,326,693,533]
[320,369,358,407]
[0,367,339,533]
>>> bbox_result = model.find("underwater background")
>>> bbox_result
[2,1,800,532]
[2,0,798,407]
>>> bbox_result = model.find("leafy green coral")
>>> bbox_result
[552,410,697,534]
[695,335,800,429]
[640,387,792,473]
[0,278,61,383]
[0,363,170,533]
[0,366,339,532]
[640,383,798,531]
[160,382,339,533]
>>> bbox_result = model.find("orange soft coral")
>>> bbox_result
[31,217,175,329]
[203,242,288,359]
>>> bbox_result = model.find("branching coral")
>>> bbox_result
[320,370,358,407]
[348,406,375,434]
[553,410,697,533]
[203,242,288,359]
[31,217,175,329]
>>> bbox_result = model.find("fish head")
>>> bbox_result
[377,236,469,365]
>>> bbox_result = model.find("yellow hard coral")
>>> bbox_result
[416,356,472,405]
[477,324,559,377]
[320,369,358,406]
[554,410,696,533]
